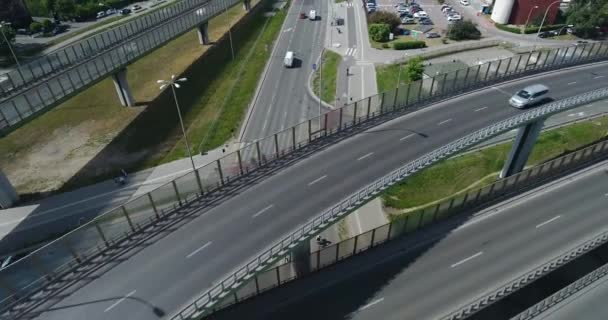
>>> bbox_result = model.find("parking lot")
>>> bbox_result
[366,0,472,37]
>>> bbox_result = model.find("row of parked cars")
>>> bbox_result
[440,4,463,23]
[397,2,433,26]
[366,0,377,13]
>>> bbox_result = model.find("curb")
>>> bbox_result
[306,52,337,110]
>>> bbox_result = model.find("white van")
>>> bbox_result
[284,51,294,68]
[309,10,317,21]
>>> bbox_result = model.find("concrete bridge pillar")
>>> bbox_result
[291,240,311,276]
[111,68,135,107]
[243,0,251,11]
[0,170,18,209]
[500,119,545,179]
[197,22,210,45]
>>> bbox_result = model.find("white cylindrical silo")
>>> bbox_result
[491,0,515,24]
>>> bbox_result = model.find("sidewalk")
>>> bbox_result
[0,140,242,249]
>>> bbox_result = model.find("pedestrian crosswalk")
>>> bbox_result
[345,47,357,57]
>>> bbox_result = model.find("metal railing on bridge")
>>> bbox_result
[0,0,244,132]
[0,42,606,318]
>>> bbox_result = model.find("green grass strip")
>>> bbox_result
[312,50,341,105]
[382,115,608,211]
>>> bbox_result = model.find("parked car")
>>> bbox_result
[440,4,451,10]
[96,11,105,19]
[426,32,441,38]
[121,8,132,15]
[397,7,410,13]
[402,28,411,35]
[409,6,421,13]
[401,17,416,24]
[460,0,470,5]
[447,14,462,21]
[419,18,433,25]
[413,11,428,18]
[575,40,589,46]
[400,12,413,18]
[537,31,550,38]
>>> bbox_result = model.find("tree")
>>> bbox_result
[54,0,76,19]
[369,23,390,42]
[0,25,17,57]
[403,56,424,83]
[447,20,481,40]
[566,0,608,38]
[368,11,401,32]
[41,19,54,32]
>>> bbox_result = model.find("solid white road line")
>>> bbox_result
[594,75,605,79]
[400,133,415,141]
[104,290,136,312]
[451,252,483,268]
[474,107,487,112]
[252,205,274,218]
[536,215,561,229]
[359,297,384,311]
[438,119,452,126]
[308,175,327,186]
[492,86,512,96]
[186,241,212,259]
[567,81,577,85]
[357,152,374,161]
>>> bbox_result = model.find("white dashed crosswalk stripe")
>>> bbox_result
[345,47,357,56]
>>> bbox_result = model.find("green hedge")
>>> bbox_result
[393,41,426,50]
[523,24,567,34]
[495,23,521,34]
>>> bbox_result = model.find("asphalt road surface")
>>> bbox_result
[204,160,608,320]
[28,63,608,320]
[241,0,328,143]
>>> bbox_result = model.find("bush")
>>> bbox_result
[495,23,521,34]
[404,56,425,82]
[30,21,43,33]
[41,19,55,32]
[448,20,481,40]
[392,41,426,50]
[382,43,390,48]
[523,24,567,34]
[369,23,390,42]
[368,11,401,32]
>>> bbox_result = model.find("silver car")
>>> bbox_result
[509,84,549,109]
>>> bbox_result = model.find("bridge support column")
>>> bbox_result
[197,22,210,45]
[111,68,135,107]
[499,119,545,179]
[291,240,311,276]
[0,169,18,209]
[243,0,251,11]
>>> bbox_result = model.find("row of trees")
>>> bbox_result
[26,0,132,21]
[565,0,608,38]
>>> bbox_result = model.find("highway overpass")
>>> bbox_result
[0,47,607,320]
[0,0,252,133]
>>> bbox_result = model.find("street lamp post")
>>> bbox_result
[537,1,563,35]
[397,62,403,88]
[157,75,203,193]
[524,5,539,29]
[224,4,235,60]
[319,48,324,128]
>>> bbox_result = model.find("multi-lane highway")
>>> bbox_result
[241,0,327,142]
[24,63,608,320]
[206,160,608,320]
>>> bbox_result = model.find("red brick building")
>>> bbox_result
[509,0,560,25]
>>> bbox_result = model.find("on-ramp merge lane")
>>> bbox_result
[33,63,608,320]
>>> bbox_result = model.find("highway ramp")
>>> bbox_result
[25,63,608,320]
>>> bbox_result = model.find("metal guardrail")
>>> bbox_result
[0,43,606,317]
[172,88,608,319]
[198,138,608,317]
[512,257,608,320]
[441,229,608,320]
[0,0,244,131]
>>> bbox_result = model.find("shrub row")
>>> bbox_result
[393,41,426,50]
[523,24,567,34]
[495,23,521,34]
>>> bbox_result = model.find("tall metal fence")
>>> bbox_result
[197,138,608,318]
[0,43,606,317]
[512,258,608,320]
[0,0,244,131]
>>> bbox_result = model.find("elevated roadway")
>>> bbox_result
[203,160,608,320]
[18,63,608,320]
